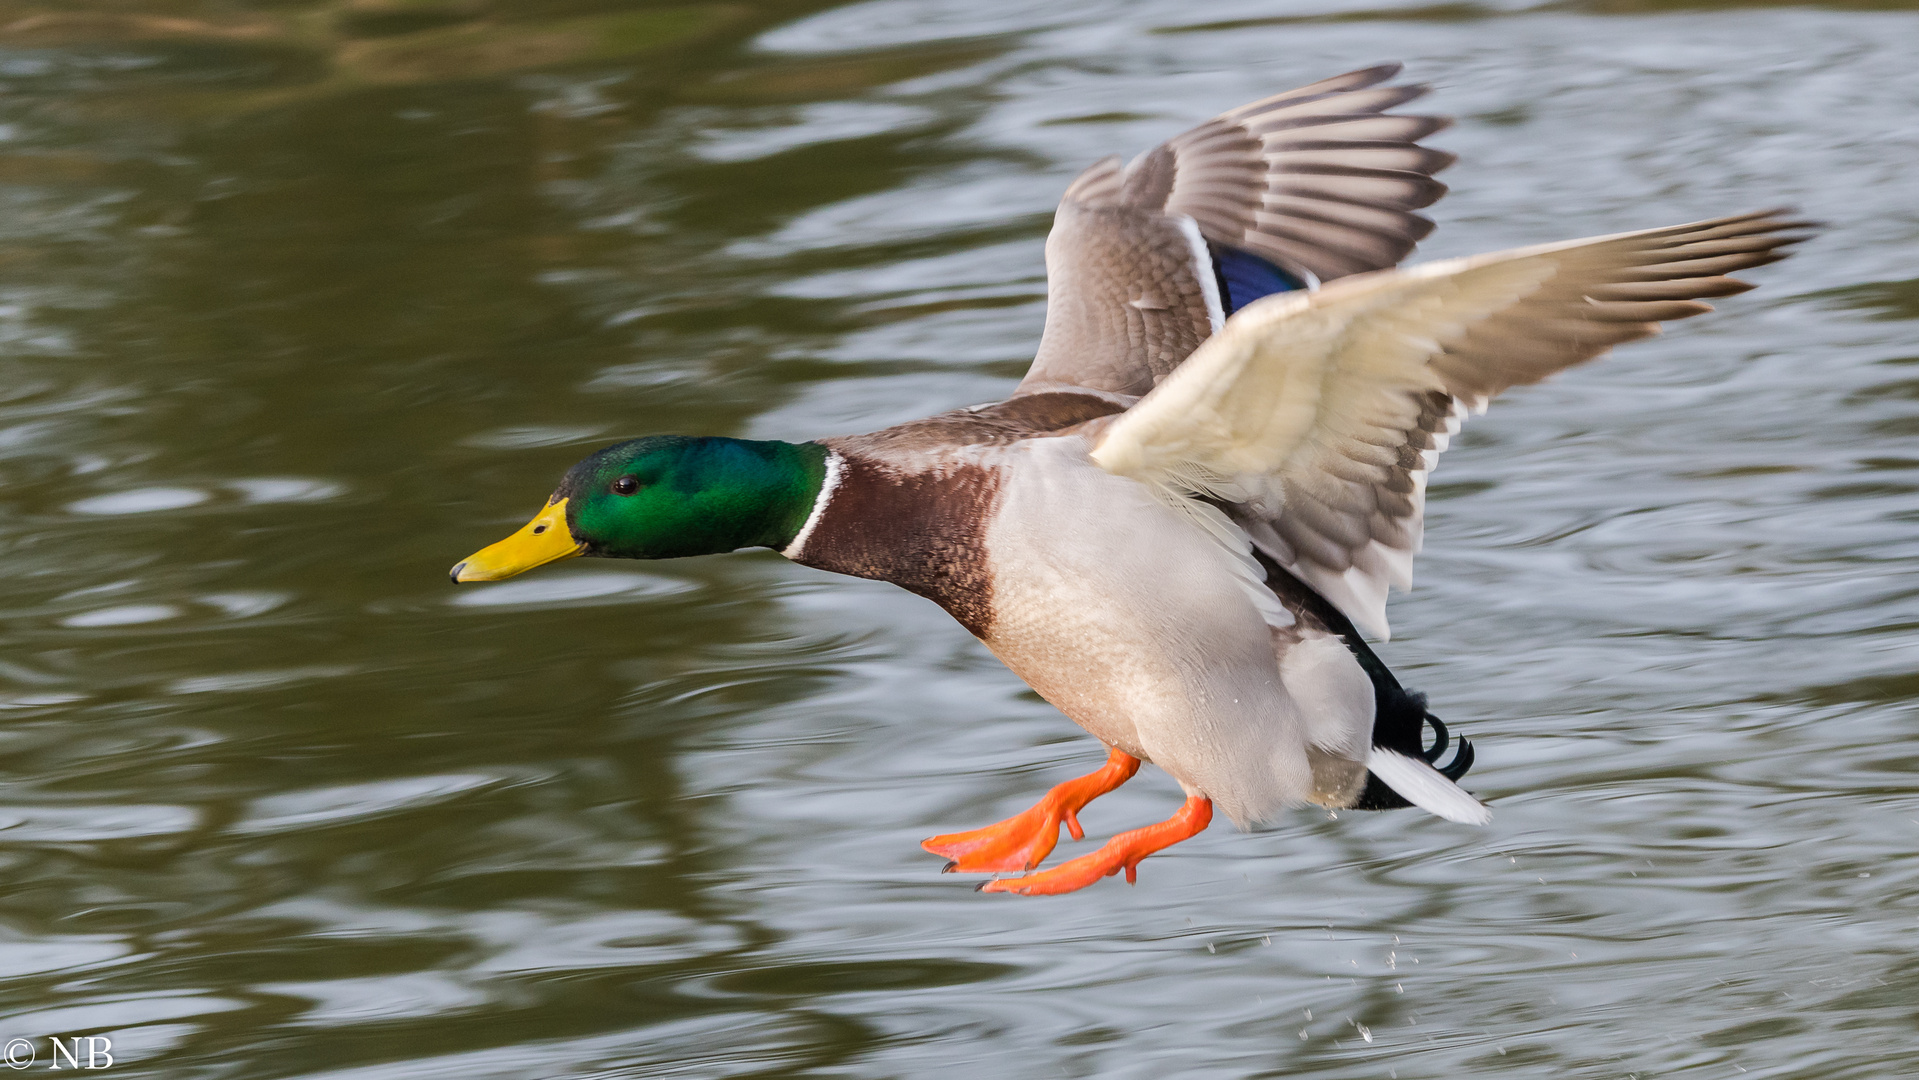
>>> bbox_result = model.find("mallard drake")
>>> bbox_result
[452,65,1804,895]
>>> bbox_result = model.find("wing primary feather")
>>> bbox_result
[1018,66,1453,397]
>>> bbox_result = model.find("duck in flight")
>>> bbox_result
[451,65,1804,895]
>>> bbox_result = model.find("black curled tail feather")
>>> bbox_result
[1432,715,1475,782]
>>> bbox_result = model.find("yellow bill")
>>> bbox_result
[451,497,583,582]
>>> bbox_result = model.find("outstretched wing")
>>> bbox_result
[1017,64,1453,399]
[1089,211,1810,639]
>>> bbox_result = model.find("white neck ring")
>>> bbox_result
[780,450,844,560]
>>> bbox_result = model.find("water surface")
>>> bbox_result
[0,1,1915,1077]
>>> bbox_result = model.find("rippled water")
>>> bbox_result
[0,1,1914,1076]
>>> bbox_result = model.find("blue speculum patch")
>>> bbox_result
[1212,245,1308,315]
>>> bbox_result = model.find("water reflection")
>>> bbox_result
[0,0,1913,1077]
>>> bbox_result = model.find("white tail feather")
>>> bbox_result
[1366,748,1492,825]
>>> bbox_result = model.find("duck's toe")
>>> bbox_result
[922,803,1064,874]
[980,795,1214,897]
[922,748,1143,874]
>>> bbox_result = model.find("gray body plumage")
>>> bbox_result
[979,435,1376,826]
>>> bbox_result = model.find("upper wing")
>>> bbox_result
[1088,211,1810,638]
[828,389,1130,458]
[1016,64,1453,399]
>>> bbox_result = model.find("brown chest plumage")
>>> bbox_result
[789,454,1003,637]
[789,393,1127,639]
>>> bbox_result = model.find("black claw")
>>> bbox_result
[941,860,958,874]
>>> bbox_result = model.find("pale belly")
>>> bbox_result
[977,438,1375,827]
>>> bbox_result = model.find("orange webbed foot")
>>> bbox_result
[922,748,1140,874]
[979,795,1213,896]
[922,801,1067,874]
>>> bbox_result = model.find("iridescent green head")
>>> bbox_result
[452,436,828,582]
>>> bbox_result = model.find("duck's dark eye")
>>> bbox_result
[613,475,639,496]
